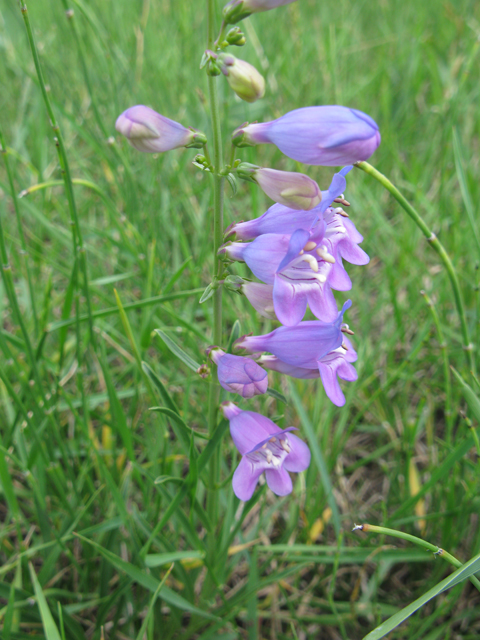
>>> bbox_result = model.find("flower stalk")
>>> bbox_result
[353,523,480,592]
[206,0,226,543]
[355,161,474,372]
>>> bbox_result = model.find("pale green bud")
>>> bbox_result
[218,54,265,103]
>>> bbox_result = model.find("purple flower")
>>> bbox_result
[116,106,206,153]
[224,0,297,23]
[218,54,265,103]
[241,282,277,319]
[233,106,380,166]
[222,402,311,500]
[227,167,351,240]
[235,300,351,369]
[207,347,268,398]
[237,163,322,211]
[258,336,358,406]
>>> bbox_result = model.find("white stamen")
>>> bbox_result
[265,448,273,464]
[300,253,318,272]
[316,246,336,264]
[280,439,291,453]
[269,437,277,443]
[262,443,267,449]
[303,241,316,251]
[312,273,327,283]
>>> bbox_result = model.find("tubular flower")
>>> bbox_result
[222,402,311,501]
[207,347,268,398]
[257,336,358,406]
[227,167,351,240]
[116,106,206,153]
[218,54,265,103]
[222,202,366,326]
[233,106,380,166]
[235,300,351,369]
[241,282,277,319]
[237,163,322,210]
[223,0,297,23]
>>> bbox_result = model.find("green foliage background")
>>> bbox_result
[0,0,480,637]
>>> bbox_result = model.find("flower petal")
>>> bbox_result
[282,433,311,472]
[265,467,292,496]
[232,457,264,501]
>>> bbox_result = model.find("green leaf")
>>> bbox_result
[266,387,288,404]
[155,329,201,371]
[74,533,218,620]
[142,361,181,415]
[135,564,174,640]
[150,406,209,440]
[363,551,480,639]
[226,319,241,353]
[199,282,215,304]
[145,550,204,568]
[28,563,62,640]
[451,367,480,423]
[226,172,237,195]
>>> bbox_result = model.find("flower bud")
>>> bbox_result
[226,27,246,46]
[207,347,268,398]
[218,54,265,103]
[237,163,322,210]
[242,282,277,319]
[223,0,297,23]
[116,106,206,153]
[232,106,380,166]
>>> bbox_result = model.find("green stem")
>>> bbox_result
[353,523,480,592]
[355,161,474,371]
[206,0,225,576]
[20,2,95,348]
[0,130,38,335]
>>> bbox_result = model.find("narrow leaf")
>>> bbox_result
[451,367,480,423]
[155,329,201,371]
[74,533,217,620]
[363,552,480,639]
[28,563,62,640]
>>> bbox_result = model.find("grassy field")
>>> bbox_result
[1,0,480,637]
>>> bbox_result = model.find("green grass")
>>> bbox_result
[1,0,480,637]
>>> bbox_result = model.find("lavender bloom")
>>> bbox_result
[258,336,358,406]
[224,0,297,23]
[233,106,380,166]
[235,300,351,369]
[115,106,206,153]
[207,347,268,398]
[241,282,277,319]
[227,167,351,240]
[218,54,265,103]
[222,402,311,500]
[237,163,322,210]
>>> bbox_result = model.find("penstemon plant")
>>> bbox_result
[116,0,379,516]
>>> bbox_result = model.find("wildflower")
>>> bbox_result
[233,106,380,166]
[227,167,351,240]
[115,106,206,153]
[235,300,351,368]
[217,54,265,103]
[241,282,277,319]
[207,347,268,398]
[258,336,358,406]
[236,163,322,210]
[222,402,311,500]
[223,0,297,23]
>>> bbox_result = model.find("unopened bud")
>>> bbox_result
[115,106,206,153]
[223,0,297,23]
[218,54,265,103]
[237,163,322,210]
[226,27,246,46]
